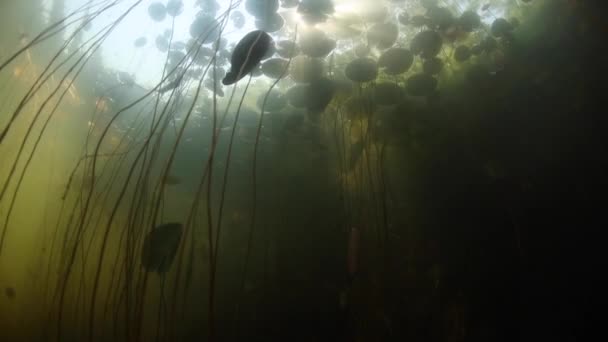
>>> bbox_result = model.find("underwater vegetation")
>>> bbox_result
[0,0,605,341]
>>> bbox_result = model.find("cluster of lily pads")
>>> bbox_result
[134,0,532,115]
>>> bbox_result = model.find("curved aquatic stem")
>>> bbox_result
[0,4,118,205]
[212,74,252,266]
[51,7,173,340]
[0,10,125,256]
[0,0,120,144]
[0,0,112,73]
[232,24,298,338]
[85,7,235,338]
[126,5,240,340]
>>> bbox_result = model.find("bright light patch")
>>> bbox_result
[58,0,514,88]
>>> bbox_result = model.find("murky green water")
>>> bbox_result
[0,0,603,341]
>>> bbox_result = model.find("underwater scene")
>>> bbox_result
[0,0,604,341]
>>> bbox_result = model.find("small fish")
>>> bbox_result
[481,3,490,11]
[163,173,181,186]
[5,286,16,299]
[314,142,329,152]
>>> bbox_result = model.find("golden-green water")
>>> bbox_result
[0,0,603,341]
